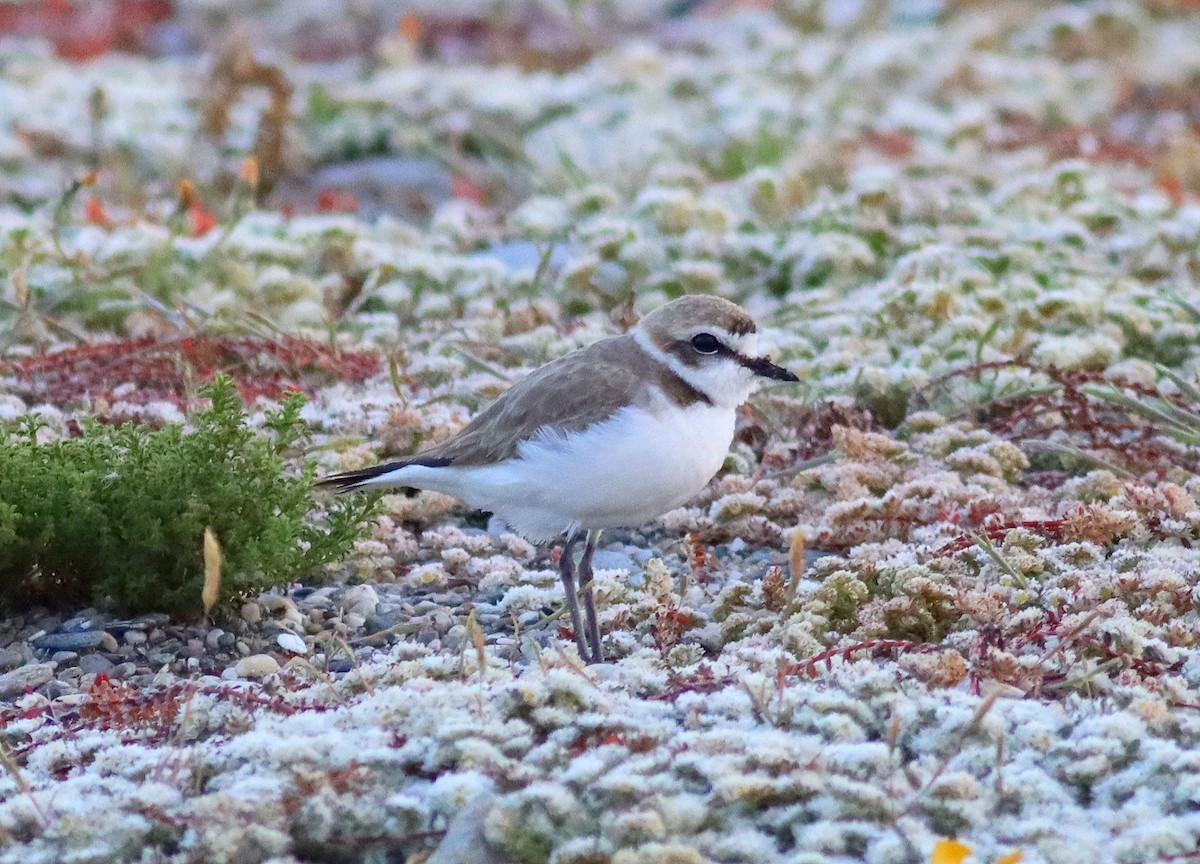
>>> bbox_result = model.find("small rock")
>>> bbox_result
[41,681,75,699]
[342,584,380,616]
[0,644,31,671]
[591,549,638,573]
[260,595,299,615]
[276,633,307,655]
[205,629,225,652]
[99,632,120,652]
[51,651,79,664]
[79,654,115,676]
[240,602,262,625]
[234,654,280,678]
[111,662,138,680]
[123,630,148,646]
[235,640,251,657]
[327,658,354,673]
[428,789,502,864]
[33,632,104,652]
[343,613,366,630]
[62,612,109,631]
[443,625,466,653]
[132,613,170,629]
[364,611,405,635]
[182,639,205,659]
[0,662,55,699]
[429,610,453,632]
[217,633,237,650]
[416,628,439,646]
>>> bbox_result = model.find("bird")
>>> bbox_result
[319,295,799,663]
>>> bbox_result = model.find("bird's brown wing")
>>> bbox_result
[419,334,652,466]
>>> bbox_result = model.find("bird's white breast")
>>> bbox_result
[390,401,736,541]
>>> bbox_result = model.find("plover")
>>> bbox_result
[320,295,798,662]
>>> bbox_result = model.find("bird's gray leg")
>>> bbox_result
[578,529,603,663]
[558,533,589,660]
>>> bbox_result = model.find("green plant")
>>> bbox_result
[0,375,378,616]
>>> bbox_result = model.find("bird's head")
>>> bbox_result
[634,295,799,409]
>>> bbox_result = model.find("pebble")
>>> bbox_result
[342,585,380,616]
[132,613,170,628]
[41,681,75,699]
[276,633,308,654]
[240,602,263,625]
[99,632,120,652]
[124,630,148,646]
[427,789,502,864]
[235,654,280,678]
[111,662,137,680]
[0,662,55,699]
[62,615,100,632]
[326,658,354,673]
[364,611,405,635]
[205,629,225,652]
[32,631,105,652]
[0,645,31,671]
[591,549,638,573]
[79,654,116,676]
[343,613,366,630]
[260,595,299,615]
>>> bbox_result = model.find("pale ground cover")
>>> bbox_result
[4,2,1200,863]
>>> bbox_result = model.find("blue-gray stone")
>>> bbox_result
[33,631,104,652]
[470,241,571,272]
[428,789,502,864]
[591,549,639,573]
[79,654,115,676]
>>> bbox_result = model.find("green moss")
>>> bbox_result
[500,822,555,864]
[0,375,377,617]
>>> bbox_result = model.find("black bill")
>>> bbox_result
[736,352,800,382]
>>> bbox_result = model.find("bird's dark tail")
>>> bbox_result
[316,456,452,493]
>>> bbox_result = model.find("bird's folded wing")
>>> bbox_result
[418,335,652,466]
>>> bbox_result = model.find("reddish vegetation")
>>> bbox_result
[0,0,172,61]
[187,202,219,236]
[932,519,1067,556]
[0,334,381,410]
[938,360,1200,477]
[1,671,329,761]
[316,188,360,214]
[784,639,937,679]
[989,110,1159,167]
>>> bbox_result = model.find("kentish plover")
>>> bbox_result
[320,295,798,662]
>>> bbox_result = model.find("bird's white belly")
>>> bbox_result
[396,403,735,541]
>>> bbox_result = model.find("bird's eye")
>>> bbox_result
[691,333,721,354]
